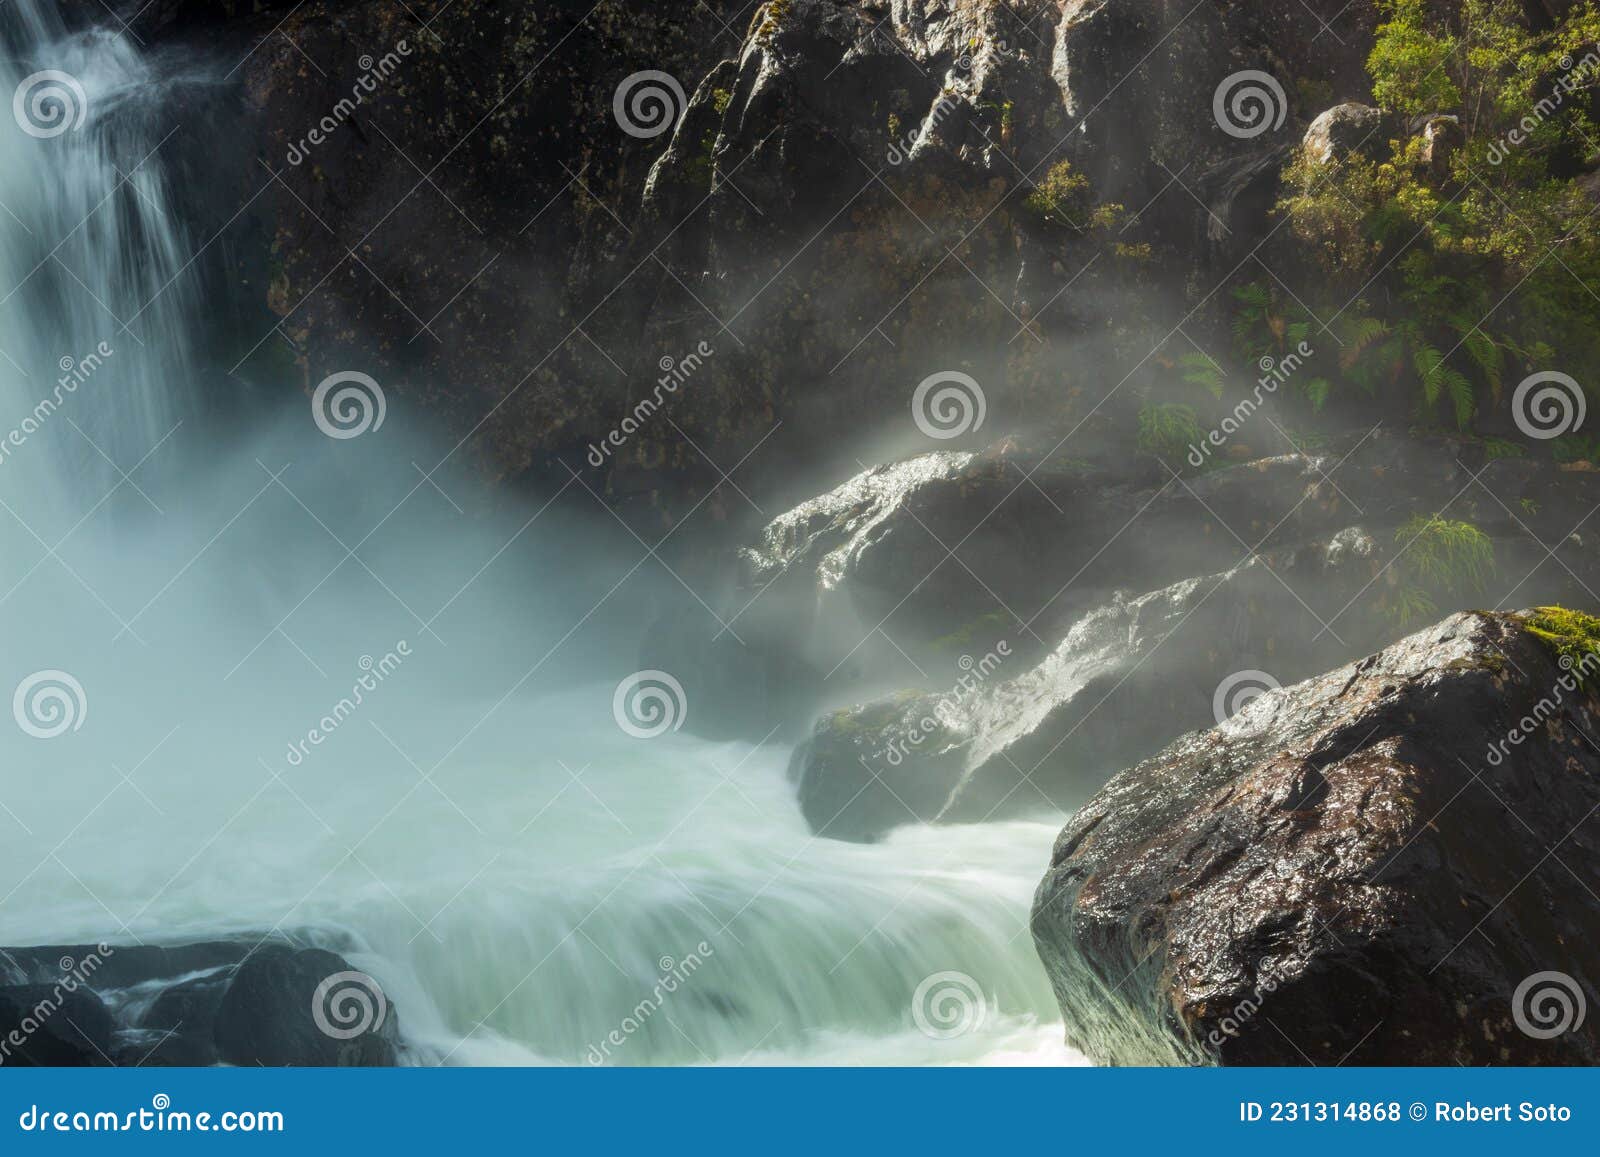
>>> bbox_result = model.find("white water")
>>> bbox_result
[0,4,1080,1065]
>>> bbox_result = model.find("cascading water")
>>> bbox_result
[0,5,1080,1065]
[1,0,197,527]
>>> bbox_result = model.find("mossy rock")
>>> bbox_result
[1521,606,1600,686]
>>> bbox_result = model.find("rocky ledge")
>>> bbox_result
[0,938,399,1067]
[1030,609,1600,1065]
[682,427,1600,841]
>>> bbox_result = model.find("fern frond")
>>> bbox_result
[1414,344,1448,407]
[1458,325,1504,403]
[1177,352,1225,399]
[1446,366,1475,427]
[1231,282,1271,310]
[1338,316,1390,370]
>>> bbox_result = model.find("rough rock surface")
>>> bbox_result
[98,0,1387,529]
[1030,611,1600,1065]
[1301,103,1391,165]
[789,529,1390,841]
[0,939,399,1067]
[662,425,1600,749]
[0,984,115,1066]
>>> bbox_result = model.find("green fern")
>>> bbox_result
[1304,377,1332,412]
[1386,514,1495,627]
[1338,316,1391,371]
[1390,584,1439,628]
[1479,437,1525,461]
[1552,434,1600,463]
[1137,403,1203,465]
[1177,352,1225,398]
[1397,515,1495,592]
[1457,324,1504,404]
[1413,343,1475,427]
[1231,282,1275,360]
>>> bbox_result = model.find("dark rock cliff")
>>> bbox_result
[73,0,1394,531]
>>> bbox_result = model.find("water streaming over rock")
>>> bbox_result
[1,0,197,523]
[0,3,1079,1065]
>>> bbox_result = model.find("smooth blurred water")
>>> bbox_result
[0,1,1080,1066]
[0,0,198,525]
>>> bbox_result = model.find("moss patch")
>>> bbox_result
[930,609,1011,653]
[1522,606,1600,686]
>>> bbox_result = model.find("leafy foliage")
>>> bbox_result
[1024,160,1115,231]
[1176,352,1226,398]
[1264,0,1600,434]
[1388,515,1496,624]
[1552,433,1600,462]
[1137,402,1203,464]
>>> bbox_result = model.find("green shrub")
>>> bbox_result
[1389,515,1495,625]
[1261,0,1600,435]
[1137,403,1203,465]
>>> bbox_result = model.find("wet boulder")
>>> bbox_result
[214,944,399,1067]
[790,528,1391,842]
[1031,610,1600,1065]
[651,425,1600,749]
[0,938,399,1066]
[0,983,115,1066]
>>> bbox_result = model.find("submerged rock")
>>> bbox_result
[0,938,398,1067]
[1030,610,1600,1065]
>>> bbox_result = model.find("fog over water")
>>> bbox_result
[0,0,1080,1066]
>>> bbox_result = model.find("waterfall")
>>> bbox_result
[0,5,1079,1067]
[0,0,196,529]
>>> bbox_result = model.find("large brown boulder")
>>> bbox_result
[1030,610,1600,1065]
